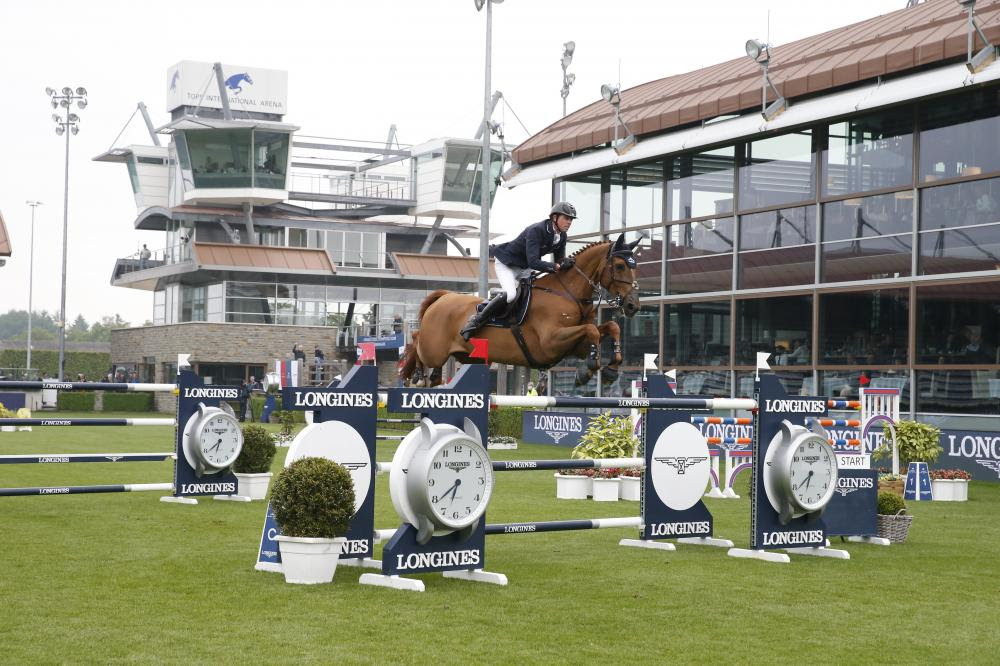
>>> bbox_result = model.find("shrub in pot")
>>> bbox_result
[875,420,942,471]
[876,491,913,544]
[271,457,355,584]
[233,425,277,500]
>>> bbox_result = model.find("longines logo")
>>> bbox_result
[763,399,826,414]
[835,477,874,497]
[399,393,484,410]
[976,460,1000,477]
[340,462,368,472]
[545,431,569,444]
[655,456,707,474]
[292,391,373,408]
[445,461,471,471]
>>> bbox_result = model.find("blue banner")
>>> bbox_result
[521,411,595,446]
[357,332,404,349]
[938,429,1000,481]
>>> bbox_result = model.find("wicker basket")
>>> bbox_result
[877,509,913,543]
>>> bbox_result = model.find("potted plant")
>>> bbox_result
[555,468,593,499]
[929,468,971,502]
[271,457,355,584]
[618,467,642,501]
[876,491,913,544]
[563,412,639,502]
[875,420,942,477]
[233,424,277,500]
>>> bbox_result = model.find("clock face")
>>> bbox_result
[424,437,493,529]
[198,413,242,468]
[789,436,837,511]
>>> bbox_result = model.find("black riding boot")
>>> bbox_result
[460,293,507,341]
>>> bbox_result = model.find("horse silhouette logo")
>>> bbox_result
[225,72,254,95]
[170,70,180,91]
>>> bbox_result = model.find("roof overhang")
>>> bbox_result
[93,144,169,164]
[157,116,299,134]
[505,58,1000,188]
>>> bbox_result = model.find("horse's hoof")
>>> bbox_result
[586,357,600,371]
[602,366,619,384]
[576,366,592,386]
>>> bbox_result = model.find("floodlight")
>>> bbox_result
[601,84,620,104]
[45,87,55,96]
[75,87,87,96]
[50,99,58,109]
[55,126,65,136]
[77,99,87,109]
[68,113,79,122]
[61,86,72,95]
[60,99,70,108]
[70,125,79,135]
[566,73,576,85]
[52,114,61,123]
[563,41,575,58]
[474,0,485,9]
[745,39,768,62]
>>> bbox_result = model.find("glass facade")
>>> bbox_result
[568,82,1000,414]
[177,129,290,190]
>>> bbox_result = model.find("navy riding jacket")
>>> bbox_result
[491,219,567,273]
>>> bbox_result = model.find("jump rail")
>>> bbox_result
[0,483,174,497]
[374,457,644,474]
[0,418,176,427]
[0,381,177,392]
[490,395,757,410]
[374,516,643,541]
[0,453,174,465]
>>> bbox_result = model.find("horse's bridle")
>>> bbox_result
[551,250,637,317]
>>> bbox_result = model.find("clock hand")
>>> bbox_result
[208,439,222,453]
[439,479,459,501]
[445,479,462,503]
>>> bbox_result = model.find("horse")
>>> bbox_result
[400,234,642,387]
[225,72,253,95]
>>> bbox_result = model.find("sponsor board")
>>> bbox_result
[521,411,595,446]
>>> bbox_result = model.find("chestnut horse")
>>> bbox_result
[400,235,642,387]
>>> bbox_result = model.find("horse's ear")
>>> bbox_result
[627,237,642,251]
[613,233,625,250]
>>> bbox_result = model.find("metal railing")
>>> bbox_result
[288,172,413,204]
[115,243,192,277]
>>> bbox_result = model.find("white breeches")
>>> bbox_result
[494,260,530,301]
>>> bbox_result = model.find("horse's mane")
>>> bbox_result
[568,240,612,258]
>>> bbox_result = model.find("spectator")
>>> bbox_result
[293,344,306,362]
[139,244,151,269]
[526,382,537,397]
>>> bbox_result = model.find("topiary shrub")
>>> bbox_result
[235,425,277,474]
[271,457,355,538]
[877,491,906,516]
[102,393,153,412]
[56,392,95,411]
[571,412,638,460]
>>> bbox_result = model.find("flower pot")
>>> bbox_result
[275,536,346,584]
[236,472,273,501]
[591,477,620,502]
[931,479,968,502]
[876,511,913,544]
[555,473,590,500]
[619,476,641,501]
[0,426,15,433]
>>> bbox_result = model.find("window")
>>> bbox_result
[823,107,913,196]
[126,158,141,193]
[735,295,812,366]
[180,285,206,322]
[665,218,733,294]
[667,148,734,221]
[919,85,1000,182]
[818,290,908,366]
[184,129,252,188]
[739,206,815,289]
[822,193,912,282]
[663,300,730,366]
[919,177,1000,275]
[252,131,289,189]
[561,172,602,237]
[624,162,664,229]
[739,131,815,210]
[916,282,1000,365]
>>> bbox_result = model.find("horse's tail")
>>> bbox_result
[399,330,420,382]
[418,289,450,320]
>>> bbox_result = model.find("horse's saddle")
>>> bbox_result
[479,277,533,328]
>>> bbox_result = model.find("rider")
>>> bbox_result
[460,201,578,341]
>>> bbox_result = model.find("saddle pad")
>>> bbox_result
[483,283,532,328]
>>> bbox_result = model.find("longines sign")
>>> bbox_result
[521,411,595,447]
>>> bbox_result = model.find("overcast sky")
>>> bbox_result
[0,0,912,326]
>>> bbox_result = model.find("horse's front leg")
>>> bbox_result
[542,323,601,385]
[597,320,622,384]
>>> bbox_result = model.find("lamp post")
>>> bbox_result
[474,0,503,299]
[45,86,87,381]
[560,41,575,118]
[25,201,43,380]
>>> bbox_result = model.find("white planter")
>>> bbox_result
[932,479,969,502]
[275,536,346,584]
[235,472,273,501]
[619,476,641,501]
[554,473,591,500]
[0,426,15,433]
[592,477,620,502]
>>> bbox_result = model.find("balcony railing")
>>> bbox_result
[115,243,192,278]
[288,172,413,205]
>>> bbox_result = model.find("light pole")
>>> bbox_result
[560,41,576,118]
[474,0,503,299]
[25,201,43,380]
[45,85,87,381]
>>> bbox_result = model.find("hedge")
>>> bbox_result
[57,392,95,411]
[377,406,419,432]
[0,349,110,382]
[101,393,153,412]
[489,406,524,438]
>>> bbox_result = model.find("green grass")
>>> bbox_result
[0,414,998,664]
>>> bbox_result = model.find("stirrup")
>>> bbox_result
[459,315,480,341]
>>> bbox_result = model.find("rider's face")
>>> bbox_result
[553,214,574,233]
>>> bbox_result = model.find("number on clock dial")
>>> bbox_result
[426,441,492,522]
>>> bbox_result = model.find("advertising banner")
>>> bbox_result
[521,411,595,446]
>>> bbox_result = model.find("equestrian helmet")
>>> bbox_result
[549,201,578,219]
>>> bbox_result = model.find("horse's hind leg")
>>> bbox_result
[597,320,623,385]
[428,367,444,387]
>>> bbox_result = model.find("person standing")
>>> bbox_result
[139,244,151,269]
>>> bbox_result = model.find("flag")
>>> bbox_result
[755,352,771,380]
[469,338,489,361]
[357,343,376,362]
[643,353,658,371]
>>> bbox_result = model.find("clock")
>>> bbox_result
[182,403,244,477]
[388,417,493,545]
[763,420,839,525]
